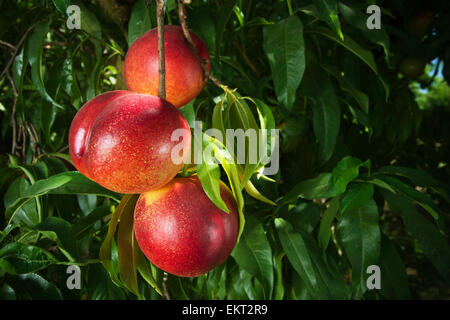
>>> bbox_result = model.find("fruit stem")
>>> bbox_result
[156,0,166,99]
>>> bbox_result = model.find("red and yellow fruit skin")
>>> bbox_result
[124,25,210,108]
[134,176,239,277]
[69,91,191,194]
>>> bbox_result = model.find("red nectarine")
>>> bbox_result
[124,25,210,108]
[69,91,191,194]
[134,176,239,277]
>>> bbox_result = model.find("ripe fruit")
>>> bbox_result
[124,25,210,108]
[408,10,434,38]
[134,176,239,277]
[69,91,191,194]
[399,57,426,80]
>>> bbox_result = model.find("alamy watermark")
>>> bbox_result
[171,121,280,176]
[66,5,81,30]
[66,265,81,290]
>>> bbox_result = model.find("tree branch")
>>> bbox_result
[156,0,166,99]
[176,0,222,87]
[6,70,18,155]
[162,272,171,300]
[0,21,40,80]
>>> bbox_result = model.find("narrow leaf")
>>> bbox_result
[263,16,305,110]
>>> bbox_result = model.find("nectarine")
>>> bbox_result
[69,91,191,194]
[399,57,426,80]
[124,25,210,108]
[134,176,239,277]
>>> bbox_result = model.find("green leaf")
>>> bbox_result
[13,48,27,97]
[26,21,63,109]
[379,236,412,299]
[279,173,332,206]
[77,1,101,40]
[198,135,229,213]
[210,137,245,240]
[215,0,238,63]
[275,218,320,298]
[378,175,442,220]
[35,217,79,262]
[136,250,163,296]
[284,202,321,234]
[179,100,196,129]
[48,172,120,200]
[0,283,16,300]
[312,26,378,75]
[263,16,305,111]
[322,64,369,113]
[254,98,277,170]
[305,64,341,164]
[87,264,126,300]
[73,205,111,238]
[318,197,340,252]
[231,215,273,299]
[325,157,370,196]
[382,191,450,284]
[5,172,119,224]
[376,166,450,202]
[273,253,285,300]
[117,194,141,299]
[301,231,351,299]
[52,0,70,14]
[313,0,343,39]
[338,2,390,58]
[336,199,381,299]
[11,273,63,300]
[366,178,397,194]
[100,194,138,289]
[340,183,374,213]
[279,156,368,208]
[128,0,152,47]
[0,242,57,275]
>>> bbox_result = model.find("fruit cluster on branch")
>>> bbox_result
[68,1,238,280]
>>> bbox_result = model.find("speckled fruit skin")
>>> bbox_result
[134,176,239,277]
[69,91,191,194]
[124,25,210,108]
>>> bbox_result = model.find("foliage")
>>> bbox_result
[0,0,449,300]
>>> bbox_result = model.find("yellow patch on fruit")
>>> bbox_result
[141,181,173,206]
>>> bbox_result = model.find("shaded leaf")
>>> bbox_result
[231,215,273,299]
[382,191,450,283]
[263,16,305,111]
[336,199,380,299]
[128,0,152,46]
[36,217,79,262]
[0,242,57,275]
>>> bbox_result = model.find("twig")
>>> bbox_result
[156,0,166,99]
[18,124,26,160]
[162,272,171,300]
[177,0,222,87]
[0,21,40,80]
[26,120,42,158]
[0,40,15,50]
[155,0,170,300]
[234,41,259,76]
[57,145,69,153]
[176,1,208,81]
[6,70,18,155]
